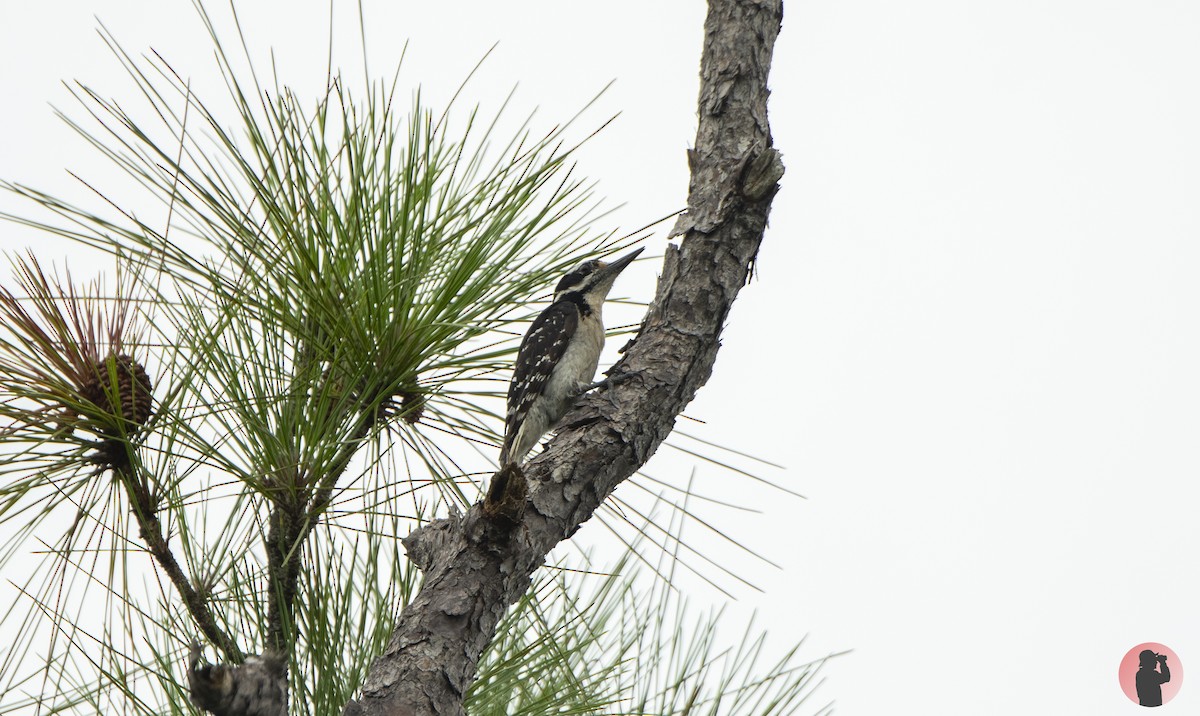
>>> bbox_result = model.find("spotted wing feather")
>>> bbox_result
[503,300,579,461]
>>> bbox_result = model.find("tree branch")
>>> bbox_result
[343,1,785,714]
[265,408,377,653]
[116,460,245,663]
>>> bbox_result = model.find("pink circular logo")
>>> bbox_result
[1119,643,1182,707]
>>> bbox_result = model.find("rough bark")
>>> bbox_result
[343,1,784,714]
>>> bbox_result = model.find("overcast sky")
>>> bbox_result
[4,1,1200,714]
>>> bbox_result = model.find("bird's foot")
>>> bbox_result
[575,371,639,411]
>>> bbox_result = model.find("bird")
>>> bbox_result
[500,247,643,466]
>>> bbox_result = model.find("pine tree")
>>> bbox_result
[0,2,832,714]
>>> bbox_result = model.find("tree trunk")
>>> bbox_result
[343,1,785,713]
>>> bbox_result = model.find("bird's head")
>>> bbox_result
[552,247,643,304]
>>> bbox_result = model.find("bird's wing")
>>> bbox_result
[503,300,579,457]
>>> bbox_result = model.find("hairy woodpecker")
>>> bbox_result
[500,248,643,466]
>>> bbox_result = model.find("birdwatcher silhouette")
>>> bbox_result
[1136,649,1171,707]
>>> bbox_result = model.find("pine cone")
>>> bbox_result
[398,388,426,425]
[78,353,153,429]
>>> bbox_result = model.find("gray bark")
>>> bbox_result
[343,1,785,713]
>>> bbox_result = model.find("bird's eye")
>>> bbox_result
[553,258,610,295]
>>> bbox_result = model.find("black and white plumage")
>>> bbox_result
[500,248,642,465]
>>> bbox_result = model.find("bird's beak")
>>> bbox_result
[598,247,643,280]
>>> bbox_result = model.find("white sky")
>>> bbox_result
[4,1,1200,714]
